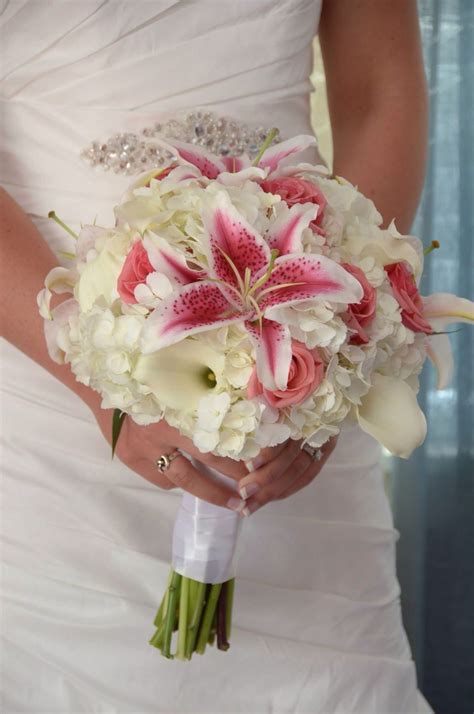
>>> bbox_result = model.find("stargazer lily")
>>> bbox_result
[356,292,474,458]
[141,191,363,391]
[423,293,474,389]
[154,133,321,181]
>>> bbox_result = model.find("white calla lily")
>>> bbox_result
[132,339,225,411]
[357,374,427,458]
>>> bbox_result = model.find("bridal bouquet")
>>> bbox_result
[38,130,473,660]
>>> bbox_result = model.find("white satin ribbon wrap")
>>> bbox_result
[171,459,244,584]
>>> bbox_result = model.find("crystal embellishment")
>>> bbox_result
[79,111,283,175]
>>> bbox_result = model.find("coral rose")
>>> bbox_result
[260,176,327,235]
[341,263,377,344]
[117,241,154,304]
[386,262,433,334]
[247,340,325,408]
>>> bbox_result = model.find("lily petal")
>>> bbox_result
[258,254,364,313]
[265,203,317,256]
[217,166,267,186]
[221,155,252,173]
[140,280,245,352]
[201,191,270,287]
[357,374,427,458]
[44,298,79,364]
[37,267,76,319]
[245,318,292,391]
[258,135,318,174]
[425,333,454,390]
[163,139,227,179]
[144,233,205,285]
[422,292,474,331]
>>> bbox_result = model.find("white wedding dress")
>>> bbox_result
[0,2,433,712]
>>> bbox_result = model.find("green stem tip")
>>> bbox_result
[48,210,79,239]
[252,127,279,167]
[424,240,440,256]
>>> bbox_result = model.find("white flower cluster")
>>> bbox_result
[39,160,431,460]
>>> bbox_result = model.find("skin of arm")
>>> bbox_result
[318,0,429,233]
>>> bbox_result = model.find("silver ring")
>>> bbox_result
[155,449,181,473]
[302,443,323,461]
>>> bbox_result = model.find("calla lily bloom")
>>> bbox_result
[141,191,363,391]
[423,293,474,389]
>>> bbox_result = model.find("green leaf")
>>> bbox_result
[111,409,127,459]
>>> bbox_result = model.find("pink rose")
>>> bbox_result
[386,262,433,334]
[247,340,325,409]
[117,241,154,304]
[341,263,377,344]
[260,176,327,235]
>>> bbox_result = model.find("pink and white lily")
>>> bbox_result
[150,133,321,185]
[357,292,474,458]
[141,191,363,391]
[423,293,474,389]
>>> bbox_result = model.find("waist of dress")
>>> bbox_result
[0,96,321,228]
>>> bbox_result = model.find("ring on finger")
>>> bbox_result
[155,449,182,473]
[302,443,323,461]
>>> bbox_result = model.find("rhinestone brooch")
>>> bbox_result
[80,110,283,176]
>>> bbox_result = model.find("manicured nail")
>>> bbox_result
[244,455,265,472]
[227,497,247,513]
[239,501,260,517]
[239,482,260,500]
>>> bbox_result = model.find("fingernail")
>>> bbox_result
[239,482,260,500]
[244,455,265,472]
[227,497,247,513]
[239,501,260,517]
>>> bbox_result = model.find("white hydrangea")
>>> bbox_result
[39,160,436,461]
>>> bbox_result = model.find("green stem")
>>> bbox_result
[252,127,279,166]
[176,577,190,660]
[162,571,182,659]
[185,580,207,659]
[153,569,174,627]
[47,210,78,239]
[195,583,222,655]
[424,240,440,256]
[225,578,235,640]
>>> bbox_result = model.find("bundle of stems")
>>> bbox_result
[149,568,235,660]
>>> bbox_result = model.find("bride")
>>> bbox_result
[1,1,433,712]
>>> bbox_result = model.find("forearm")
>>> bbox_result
[0,188,101,413]
[331,93,429,233]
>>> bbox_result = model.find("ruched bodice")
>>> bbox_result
[0,3,429,712]
[1,1,323,231]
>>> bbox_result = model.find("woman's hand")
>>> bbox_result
[236,436,338,516]
[93,398,337,516]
